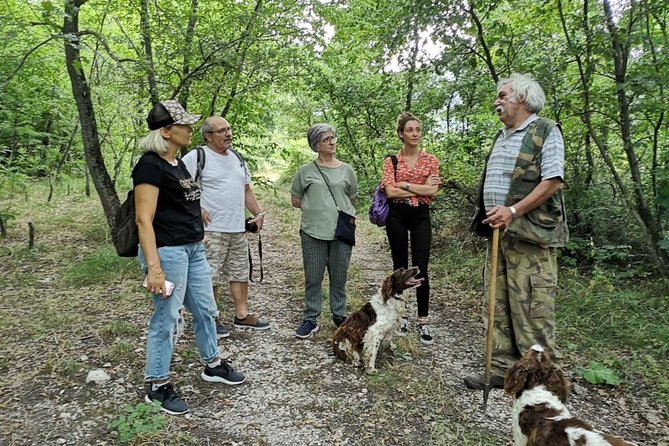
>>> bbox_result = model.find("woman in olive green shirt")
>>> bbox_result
[290,123,358,339]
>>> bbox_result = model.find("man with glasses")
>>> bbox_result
[183,116,270,337]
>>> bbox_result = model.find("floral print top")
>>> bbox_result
[380,151,440,207]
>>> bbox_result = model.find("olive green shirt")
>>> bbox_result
[291,162,358,240]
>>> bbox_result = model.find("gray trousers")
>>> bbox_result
[300,230,352,322]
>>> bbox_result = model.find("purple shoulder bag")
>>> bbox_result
[368,155,398,227]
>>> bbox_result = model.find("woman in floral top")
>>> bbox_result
[380,112,441,345]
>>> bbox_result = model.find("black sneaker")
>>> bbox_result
[216,324,230,338]
[201,360,246,385]
[144,382,189,415]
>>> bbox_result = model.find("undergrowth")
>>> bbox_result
[431,222,669,412]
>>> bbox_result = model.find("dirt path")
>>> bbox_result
[0,193,666,445]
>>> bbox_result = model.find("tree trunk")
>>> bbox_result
[405,13,420,111]
[602,0,668,272]
[55,121,79,181]
[177,0,199,108]
[63,0,119,226]
[220,0,264,117]
[140,0,159,105]
[467,2,499,84]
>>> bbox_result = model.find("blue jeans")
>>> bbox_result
[300,230,352,322]
[139,242,219,381]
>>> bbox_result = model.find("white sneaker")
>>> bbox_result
[418,324,434,345]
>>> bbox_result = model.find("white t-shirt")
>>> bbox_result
[182,146,251,233]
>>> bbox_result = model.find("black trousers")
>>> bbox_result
[385,202,432,318]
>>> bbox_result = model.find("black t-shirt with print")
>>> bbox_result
[132,152,204,247]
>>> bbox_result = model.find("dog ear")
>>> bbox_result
[381,274,393,300]
[545,366,569,402]
[504,363,527,397]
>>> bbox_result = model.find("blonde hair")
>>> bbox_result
[138,129,169,154]
[396,112,421,140]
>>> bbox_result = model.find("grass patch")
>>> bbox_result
[62,247,138,286]
[432,225,669,412]
[38,308,80,333]
[109,341,136,361]
[558,269,669,408]
[56,358,81,379]
[110,402,167,444]
[101,319,141,338]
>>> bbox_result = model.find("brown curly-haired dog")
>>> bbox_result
[505,345,636,446]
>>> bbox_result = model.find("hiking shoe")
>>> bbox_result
[463,373,505,390]
[144,382,189,415]
[333,315,347,328]
[201,360,246,385]
[216,324,230,338]
[396,318,409,336]
[295,320,319,339]
[233,314,270,330]
[418,324,434,345]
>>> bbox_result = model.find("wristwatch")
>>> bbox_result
[509,206,517,219]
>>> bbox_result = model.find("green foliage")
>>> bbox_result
[110,402,166,444]
[3,0,669,272]
[62,247,138,286]
[574,362,621,386]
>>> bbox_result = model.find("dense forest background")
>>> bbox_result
[1,0,667,275]
[1,1,669,438]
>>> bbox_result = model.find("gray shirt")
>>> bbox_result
[483,114,564,211]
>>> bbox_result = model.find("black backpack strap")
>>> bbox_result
[390,155,398,181]
[383,154,398,182]
[229,148,246,168]
[195,146,205,185]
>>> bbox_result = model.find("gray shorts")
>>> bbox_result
[205,231,249,285]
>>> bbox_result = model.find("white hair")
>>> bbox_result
[497,73,545,113]
[138,129,169,154]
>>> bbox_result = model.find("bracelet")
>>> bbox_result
[255,212,264,217]
[509,206,517,219]
[404,183,411,191]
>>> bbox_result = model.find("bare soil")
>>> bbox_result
[0,193,666,445]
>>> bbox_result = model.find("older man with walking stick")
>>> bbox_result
[465,73,569,392]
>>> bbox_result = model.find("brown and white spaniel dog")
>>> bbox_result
[505,345,637,446]
[332,267,423,373]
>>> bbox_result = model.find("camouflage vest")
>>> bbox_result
[471,118,569,248]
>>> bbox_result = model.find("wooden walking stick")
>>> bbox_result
[482,228,500,411]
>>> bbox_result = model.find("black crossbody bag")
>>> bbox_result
[313,162,356,246]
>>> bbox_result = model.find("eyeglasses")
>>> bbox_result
[320,136,337,144]
[206,127,231,135]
